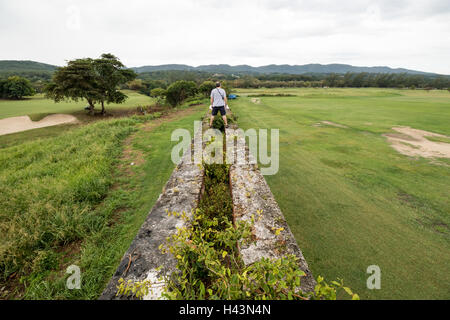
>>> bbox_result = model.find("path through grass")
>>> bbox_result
[0,104,205,299]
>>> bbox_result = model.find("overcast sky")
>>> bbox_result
[1,0,449,74]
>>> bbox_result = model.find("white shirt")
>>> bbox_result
[210,88,226,107]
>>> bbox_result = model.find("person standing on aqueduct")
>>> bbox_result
[209,82,229,128]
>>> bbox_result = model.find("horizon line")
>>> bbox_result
[0,59,446,76]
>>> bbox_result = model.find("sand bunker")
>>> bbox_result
[0,114,78,136]
[251,98,261,104]
[384,127,450,159]
[313,121,348,128]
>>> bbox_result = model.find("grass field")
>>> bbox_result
[0,103,206,299]
[0,90,155,120]
[1,86,448,300]
[231,88,450,299]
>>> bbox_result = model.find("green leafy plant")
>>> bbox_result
[116,278,152,299]
[158,207,358,300]
[165,80,198,107]
[0,76,35,99]
[149,87,167,98]
[157,163,359,300]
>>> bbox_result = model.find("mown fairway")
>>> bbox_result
[0,90,154,119]
[231,88,450,299]
[0,104,205,299]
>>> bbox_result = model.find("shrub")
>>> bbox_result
[165,80,198,107]
[199,81,216,97]
[0,76,35,99]
[220,81,233,96]
[149,87,167,98]
[0,79,6,97]
[127,79,144,91]
[154,163,359,300]
[212,115,225,131]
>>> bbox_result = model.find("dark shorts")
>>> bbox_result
[212,106,226,116]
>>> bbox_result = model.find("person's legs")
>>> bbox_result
[220,107,228,127]
[210,107,218,126]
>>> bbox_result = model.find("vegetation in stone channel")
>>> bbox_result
[117,119,359,300]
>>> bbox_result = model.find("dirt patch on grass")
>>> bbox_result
[0,272,24,300]
[55,240,83,269]
[385,133,419,142]
[0,114,79,136]
[122,135,145,166]
[313,121,348,128]
[251,98,261,104]
[416,217,450,235]
[118,135,146,177]
[384,127,450,159]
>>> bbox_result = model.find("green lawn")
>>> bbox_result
[0,104,206,299]
[1,86,448,300]
[231,88,450,299]
[0,90,154,119]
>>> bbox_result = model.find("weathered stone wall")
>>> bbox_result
[99,126,204,300]
[226,125,316,293]
[100,116,315,299]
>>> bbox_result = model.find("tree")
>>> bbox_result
[198,81,215,97]
[0,79,6,98]
[0,76,35,99]
[150,88,167,98]
[165,80,197,107]
[45,54,136,114]
[45,58,99,113]
[324,73,339,87]
[93,54,136,114]
[220,81,233,96]
[127,79,144,91]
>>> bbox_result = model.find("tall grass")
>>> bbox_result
[0,103,205,299]
[0,118,141,284]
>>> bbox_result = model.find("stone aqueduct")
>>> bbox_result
[100,115,315,300]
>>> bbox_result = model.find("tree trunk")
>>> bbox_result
[87,99,95,115]
[101,101,105,115]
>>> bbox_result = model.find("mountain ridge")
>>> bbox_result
[132,63,441,76]
[0,60,58,73]
[0,60,445,76]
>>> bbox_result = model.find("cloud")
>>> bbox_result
[0,0,449,74]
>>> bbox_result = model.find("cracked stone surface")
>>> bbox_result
[226,126,316,293]
[100,117,315,299]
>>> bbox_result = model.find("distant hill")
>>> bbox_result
[132,64,195,73]
[133,63,439,76]
[0,60,58,73]
[0,60,443,77]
